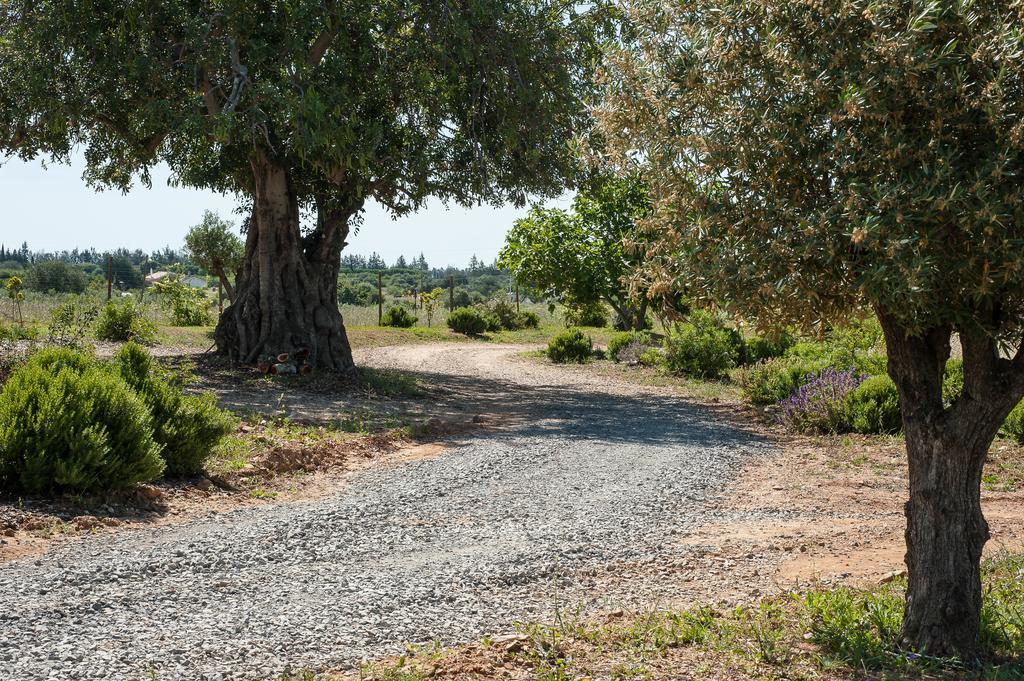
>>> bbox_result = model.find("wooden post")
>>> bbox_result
[516,285,520,312]
[377,271,383,325]
[448,275,455,311]
[106,255,113,300]
[418,273,424,309]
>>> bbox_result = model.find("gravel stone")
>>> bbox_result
[0,344,771,680]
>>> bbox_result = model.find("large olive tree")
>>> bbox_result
[0,1,602,371]
[599,0,1024,658]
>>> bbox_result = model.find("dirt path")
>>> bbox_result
[0,343,773,680]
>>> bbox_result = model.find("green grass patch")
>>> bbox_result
[359,554,1024,681]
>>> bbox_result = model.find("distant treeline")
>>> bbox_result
[338,254,515,307]
[0,243,198,293]
[2,242,514,305]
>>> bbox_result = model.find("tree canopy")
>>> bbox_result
[598,0,1024,658]
[499,174,652,329]
[1,0,607,369]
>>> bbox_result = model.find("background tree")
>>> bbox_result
[25,261,88,294]
[106,255,144,291]
[499,174,651,330]
[1,1,605,370]
[420,288,445,327]
[599,0,1024,657]
[4,276,24,325]
[184,211,244,301]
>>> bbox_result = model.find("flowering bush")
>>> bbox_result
[777,368,865,434]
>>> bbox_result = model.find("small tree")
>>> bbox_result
[499,174,653,330]
[600,0,1024,658]
[184,212,244,302]
[420,288,445,328]
[4,276,24,325]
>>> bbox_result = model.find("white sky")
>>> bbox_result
[0,153,571,268]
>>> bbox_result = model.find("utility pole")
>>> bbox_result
[106,255,113,300]
[377,271,383,325]
[448,275,455,311]
[516,285,520,312]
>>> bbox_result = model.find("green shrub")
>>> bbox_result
[846,375,902,435]
[724,327,747,366]
[95,300,157,344]
[784,341,830,361]
[47,299,100,348]
[153,278,212,326]
[943,359,964,407]
[740,356,829,407]
[381,305,417,328]
[547,328,593,363]
[474,300,541,331]
[563,302,608,328]
[0,351,164,494]
[446,307,488,335]
[744,332,796,363]
[114,343,233,476]
[515,310,540,329]
[639,347,664,367]
[1003,401,1024,445]
[485,300,520,330]
[608,330,653,362]
[0,320,41,341]
[662,311,735,379]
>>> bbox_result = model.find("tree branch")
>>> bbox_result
[305,22,341,68]
[198,70,222,116]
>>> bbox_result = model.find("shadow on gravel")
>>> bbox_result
[188,347,769,452]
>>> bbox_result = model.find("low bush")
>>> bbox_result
[446,307,488,335]
[744,332,796,364]
[740,357,828,407]
[663,311,735,379]
[153,278,211,326]
[515,310,540,330]
[846,374,902,435]
[607,330,653,363]
[0,320,41,341]
[474,300,541,331]
[724,327,747,366]
[639,347,664,367]
[563,302,608,328]
[0,348,165,494]
[547,328,593,363]
[1003,401,1024,445]
[777,367,865,434]
[95,300,157,344]
[47,299,100,348]
[381,305,417,328]
[942,358,964,407]
[115,343,233,476]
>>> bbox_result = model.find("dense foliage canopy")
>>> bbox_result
[597,0,1024,658]
[598,0,1024,344]
[499,174,652,329]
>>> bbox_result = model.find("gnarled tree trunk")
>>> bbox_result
[215,149,357,373]
[880,312,1022,659]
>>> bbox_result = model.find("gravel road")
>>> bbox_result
[0,344,770,680]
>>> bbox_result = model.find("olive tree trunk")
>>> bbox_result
[215,150,357,373]
[879,312,1023,659]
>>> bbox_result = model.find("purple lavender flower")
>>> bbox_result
[777,367,866,433]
